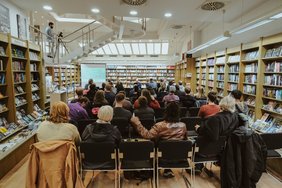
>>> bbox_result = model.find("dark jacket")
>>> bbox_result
[180,94,197,109]
[197,111,239,141]
[113,107,132,121]
[134,107,155,120]
[157,91,168,101]
[115,83,124,93]
[104,91,115,106]
[221,126,267,188]
[82,122,121,145]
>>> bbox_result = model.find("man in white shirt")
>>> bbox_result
[45,22,55,58]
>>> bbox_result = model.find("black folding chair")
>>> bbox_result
[80,142,117,188]
[154,108,165,119]
[180,107,188,118]
[192,136,226,181]
[111,118,130,138]
[261,133,282,158]
[156,118,164,123]
[157,140,193,188]
[180,117,202,137]
[188,107,200,117]
[118,139,155,188]
[77,119,97,135]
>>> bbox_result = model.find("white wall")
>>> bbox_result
[1,0,29,39]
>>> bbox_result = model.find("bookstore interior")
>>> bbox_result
[1,0,282,187]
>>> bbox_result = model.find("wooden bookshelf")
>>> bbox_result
[207,53,216,92]
[226,47,241,94]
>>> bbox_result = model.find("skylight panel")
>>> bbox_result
[108,43,118,54]
[147,43,154,55]
[97,48,105,55]
[161,43,169,55]
[102,44,112,54]
[154,43,161,54]
[131,43,140,54]
[139,43,146,54]
[116,43,125,54]
[92,50,99,55]
[123,43,132,55]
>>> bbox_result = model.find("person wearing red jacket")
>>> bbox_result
[134,89,160,110]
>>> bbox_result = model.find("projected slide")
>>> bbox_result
[81,64,106,88]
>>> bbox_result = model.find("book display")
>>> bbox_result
[107,65,175,88]
[195,58,201,87]
[227,51,240,92]
[215,53,226,98]
[207,57,215,91]
[0,34,47,179]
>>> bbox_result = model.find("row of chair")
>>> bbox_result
[76,116,203,139]
[79,136,226,188]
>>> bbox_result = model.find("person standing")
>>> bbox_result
[84,79,93,90]
[45,22,55,58]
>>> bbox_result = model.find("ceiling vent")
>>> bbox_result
[171,25,185,29]
[201,1,225,11]
[122,0,147,6]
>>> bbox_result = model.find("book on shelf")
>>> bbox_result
[209,67,215,73]
[228,55,240,63]
[265,61,282,72]
[264,75,282,86]
[14,73,25,83]
[263,88,282,100]
[0,73,6,84]
[227,83,238,91]
[251,114,282,133]
[12,48,25,58]
[0,46,5,56]
[29,51,39,61]
[217,66,224,73]
[229,74,239,82]
[262,101,282,114]
[244,51,259,60]
[217,74,224,80]
[0,60,3,71]
[207,59,215,66]
[15,86,24,94]
[30,63,37,71]
[208,81,214,87]
[12,61,25,70]
[244,96,256,106]
[201,61,206,66]
[217,82,224,88]
[216,56,225,64]
[243,85,256,95]
[245,63,258,72]
[265,45,282,58]
[245,75,257,84]
[229,64,239,72]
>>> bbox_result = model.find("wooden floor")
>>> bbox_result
[0,155,281,188]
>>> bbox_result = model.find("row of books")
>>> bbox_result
[208,81,214,87]
[262,101,282,114]
[217,74,224,80]
[264,75,282,86]
[216,56,225,64]
[209,67,214,73]
[244,75,257,84]
[30,63,38,71]
[12,61,25,71]
[12,48,25,58]
[31,73,39,81]
[227,83,238,91]
[201,74,206,79]
[217,82,224,88]
[265,61,282,72]
[0,60,5,71]
[207,59,215,66]
[29,51,39,61]
[251,113,282,133]
[201,80,206,85]
[14,73,25,83]
[196,62,200,67]
[0,46,5,56]
[217,90,224,96]
[244,96,255,106]
[14,86,24,94]
[229,75,239,82]
[244,51,259,60]
[263,88,282,100]
[15,96,27,107]
[201,61,207,67]
[0,73,6,84]
[228,55,240,63]
[243,85,256,95]
[217,66,225,73]
[265,46,282,58]
[245,63,258,72]
[229,64,239,72]
[208,74,214,80]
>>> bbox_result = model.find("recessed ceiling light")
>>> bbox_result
[164,13,172,18]
[34,11,38,14]
[43,5,53,11]
[130,10,138,16]
[91,8,100,13]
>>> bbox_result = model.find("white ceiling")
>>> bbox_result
[9,0,282,57]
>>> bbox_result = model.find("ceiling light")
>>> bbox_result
[34,11,38,13]
[270,12,282,19]
[130,10,138,16]
[91,8,100,13]
[233,19,273,34]
[164,13,172,18]
[43,5,52,11]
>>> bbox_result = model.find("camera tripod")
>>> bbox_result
[53,37,69,61]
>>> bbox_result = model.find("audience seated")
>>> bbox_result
[93,90,109,108]
[157,86,168,101]
[134,96,155,119]
[175,84,185,98]
[115,79,125,93]
[198,91,220,118]
[162,85,180,105]
[230,89,248,115]
[82,105,121,145]
[131,102,187,178]
[195,96,239,141]
[104,84,116,106]
[178,81,185,92]
[86,83,98,102]
[70,87,84,103]
[37,101,81,144]
[113,91,133,112]
[68,97,89,122]
[113,93,132,121]
[194,86,206,100]
[180,87,197,109]
[134,89,160,110]
[129,84,140,103]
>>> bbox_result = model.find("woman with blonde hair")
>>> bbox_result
[37,101,81,144]
[194,86,206,100]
